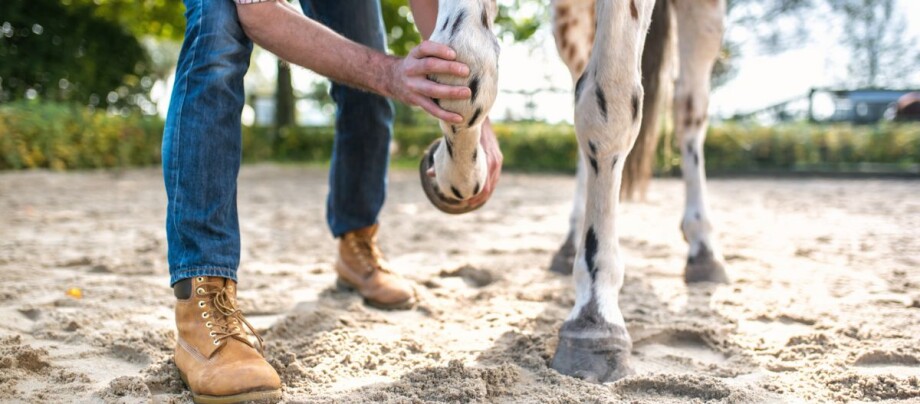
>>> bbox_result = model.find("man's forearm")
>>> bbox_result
[237,1,397,97]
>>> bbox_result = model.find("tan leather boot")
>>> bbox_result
[336,224,417,310]
[174,276,281,404]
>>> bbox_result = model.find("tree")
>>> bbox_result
[827,0,919,88]
[0,0,150,107]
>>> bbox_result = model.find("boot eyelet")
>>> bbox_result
[196,287,205,295]
[213,340,220,346]
[196,277,204,282]
[201,312,209,319]
[198,301,206,308]
[209,331,216,337]
[205,322,212,328]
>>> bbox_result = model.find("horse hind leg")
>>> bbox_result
[548,0,594,274]
[673,0,728,283]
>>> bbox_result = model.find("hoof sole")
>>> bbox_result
[419,139,485,215]
[551,329,634,383]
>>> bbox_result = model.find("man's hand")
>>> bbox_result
[466,119,502,206]
[384,41,471,123]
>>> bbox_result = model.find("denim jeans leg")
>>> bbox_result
[163,0,253,286]
[299,0,396,238]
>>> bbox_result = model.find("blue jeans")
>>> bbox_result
[163,0,394,286]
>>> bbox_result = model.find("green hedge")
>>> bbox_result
[2,102,919,174]
[0,102,164,170]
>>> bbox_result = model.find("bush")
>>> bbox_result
[2,102,918,174]
[0,102,163,170]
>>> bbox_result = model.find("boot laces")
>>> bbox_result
[349,235,392,275]
[202,282,264,354]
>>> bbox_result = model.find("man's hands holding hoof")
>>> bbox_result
[420,118,503,214]
[384,40,472,124]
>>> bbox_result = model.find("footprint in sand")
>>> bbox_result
[632,329,728,374]
[853,351,920,378]
[736,317,815,348]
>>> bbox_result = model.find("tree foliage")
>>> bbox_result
[826,0,919,87]
[0,0,150,107]
[381,0,546,56]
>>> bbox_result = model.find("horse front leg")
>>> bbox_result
[420,0,499,213]
[551,0,655,383]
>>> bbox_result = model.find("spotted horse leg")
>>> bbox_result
[419,0,500,214]
[550,0,655,382]
[549,0,595,275]
[673,0,728,283]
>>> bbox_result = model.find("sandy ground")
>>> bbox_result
[1,164,919,403]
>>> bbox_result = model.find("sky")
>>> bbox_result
[212,0,920,125]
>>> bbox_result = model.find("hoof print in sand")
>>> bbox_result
[853,350,920,378]
[439,265,495,288]
[633,329,728,374]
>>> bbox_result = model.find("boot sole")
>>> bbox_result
[335,278,416,311]
[180,370,281,404]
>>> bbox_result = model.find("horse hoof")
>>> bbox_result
[549,232,576,275]
[419,139,485,215]
[685,244,729,283]
[551,325,635,383]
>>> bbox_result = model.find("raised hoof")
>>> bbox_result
[548,232,576,275]
[685,244,729,284]
[419,139,485,215]
[551,328,635,383]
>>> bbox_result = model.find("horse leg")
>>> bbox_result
[673,0,728,283]
[421,0,499,209]
[549,0,594,274]
[551,0,655,383]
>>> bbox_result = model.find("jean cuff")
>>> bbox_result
[170,266,238,287]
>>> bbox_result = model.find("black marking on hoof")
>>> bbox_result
[551,298,634,383]
[595,86,608,121]
[631,93,640,121]
[584,226,599,282]
[469,75,480,103]
[575,72,588,102]
[445,137,454,158]
[451,185,463,200]
[473,182,480,195]
[686,243,729,284]
[451,10,466,39]
[589,157,598,174]
[549,231,577,275]
[469,107,482,127]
